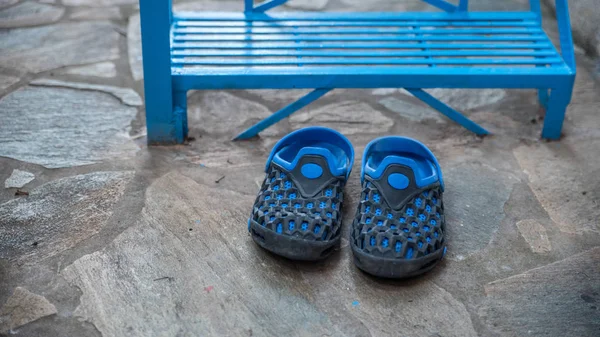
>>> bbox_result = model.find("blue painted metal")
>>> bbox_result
[529,0,542,17]
[173,11,539,21]
[172,67,571,91]
[175,34,548,42]
[173,58,562,66]
[173,42,551,50]
[235,88,331,140]
[541,77,575,139]
[177,20,539,28]
[405,89,490,136]
[139,0,175,144]
[253,0,288,13]
[138,0,576,144]
[540,0,576,138]
[538,89,549,109]
[244,0,253,12]
[173,50,556,57]
[554,0,576,70]
[174,27,542,35]
[422,0,458,12]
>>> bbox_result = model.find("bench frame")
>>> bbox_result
[139,0,576,144]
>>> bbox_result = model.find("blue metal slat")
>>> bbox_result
[171,42,553,50]
[171,57,563,66]
[173,11,538,21]
[171,50,557,57]
[172,27,543,35]
[174,34,547,42]
[175,20,539,28]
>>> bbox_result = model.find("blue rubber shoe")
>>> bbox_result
[248,127,354,260]
[350,137,446,278]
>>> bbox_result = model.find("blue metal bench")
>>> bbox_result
[139,0,576,144]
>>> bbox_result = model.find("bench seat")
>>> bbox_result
[171,11,571,90]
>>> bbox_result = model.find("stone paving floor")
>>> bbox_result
[1,1,599,336]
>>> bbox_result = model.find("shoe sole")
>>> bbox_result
[250,221,340,261]
[351,241,446,278]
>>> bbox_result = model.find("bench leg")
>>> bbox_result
[541,81,574,140]
[140,0,177,144]
[173,90,188,143]
[538,89,549,109]
[234,88,332,140]
[406,88,490,136]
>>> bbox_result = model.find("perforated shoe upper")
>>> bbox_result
[250,163,345,242]
[351,180,445,259]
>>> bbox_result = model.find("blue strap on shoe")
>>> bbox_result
[266,126,355,179]
[361,136,444,191]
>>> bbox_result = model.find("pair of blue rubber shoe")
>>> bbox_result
[248,127,446,278]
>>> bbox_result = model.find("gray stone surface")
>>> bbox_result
[479,247,600,337]
[187,91,286,137]
[4,169,35,189]
[62,172,478,337]
[61,62,117,78]
[0,171,134,264]
[0,0,18,9]
[425,89,507,111]
[513,143,600,234]
[338,0,423,11]
[173,0,243,12]
[0,74,19,92]
[285,0,329,10]
[0,287,57,333]
[31,79,142,106]
[379,97,445,123]
[245,89,313,104]
[63,0,135,6]
[0,86,138,168]
[290,101,394,134]
[444,162,519,259]
[516,219,552,253]
[0,22,119,74]
[372,88,404,96]
[376,88,506,112]
[70,6,122,21]
[0,1,64,28]
[126,13,143,81]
